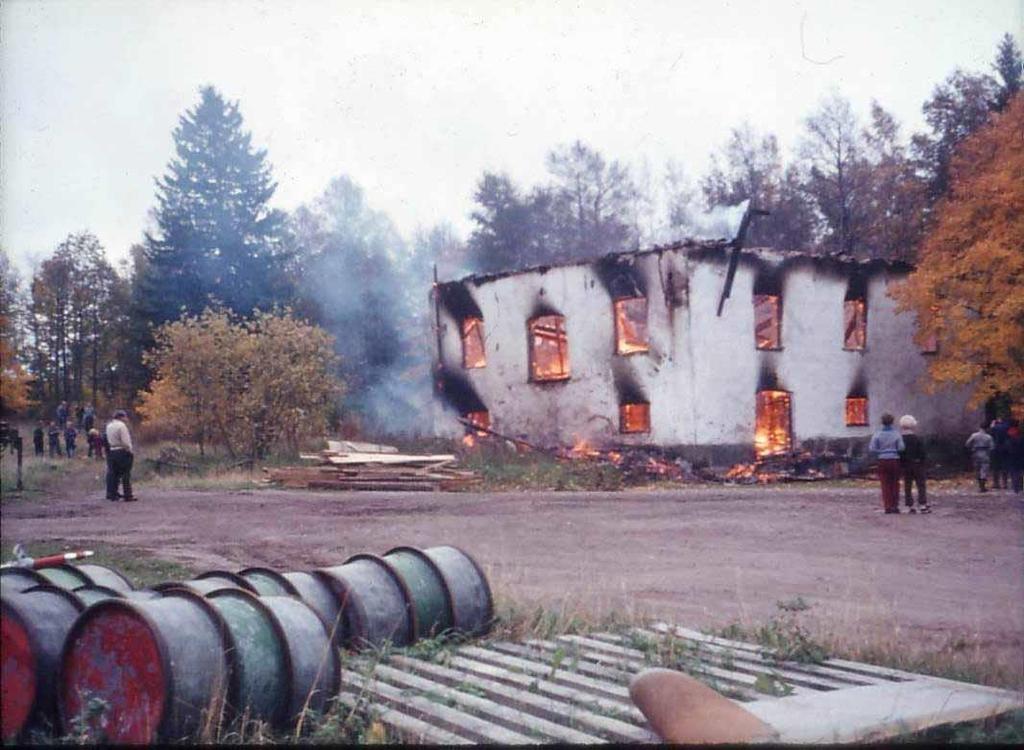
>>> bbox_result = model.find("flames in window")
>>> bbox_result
[461,317,486,369]
[845,397,868,426]
[528,315,570,382]
[753,294,781,350]
[614,297,649,355]
[620,402,651,433]
[465,410,490,433]
[755,390,792,457]
[844,299,866,350]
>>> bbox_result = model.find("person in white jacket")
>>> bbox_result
[105,409,137,502]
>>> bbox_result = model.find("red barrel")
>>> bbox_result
[59,590,229,743]
[1,586,84,740]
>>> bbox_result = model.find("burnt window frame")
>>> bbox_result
[845,396,869,426]
[753,293,782,351]
[843,298,868,351]
[464,409,491,434]
[619,401,651,434]
[754,388,793,458]
[613,296,650,356]
[527,314,570,383]
[460,316,487,369]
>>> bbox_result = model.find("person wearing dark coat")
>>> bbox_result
[47,422,62,457]
[32,421,45,456]
[64,425,78,458]
[1005,419,1024,495]
[898,414,930,513]
[989,417,1010,490]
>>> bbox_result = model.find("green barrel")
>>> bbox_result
[194,571,258,593]
[36,565,90,590]
[237,568,299,597]
[0,568,47,597]
[383,547,453,639]
[74,564,134,593]
[206,589,288,725]
[71,585,125,606]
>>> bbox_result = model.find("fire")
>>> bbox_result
[754,390,792,458]
[620,402,651,433]
[569,436,602,459]
[461,434,477,448]
[461,317,486,368]
[614,297,649,355]
[528,315,570,381]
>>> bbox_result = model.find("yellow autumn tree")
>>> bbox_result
[139,308,342,457]
[892,93,1024,406]
[0,321,34,415]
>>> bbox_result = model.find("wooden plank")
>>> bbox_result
[325,453,456,465]
[605,630,867,691]
[334,691,473,745]
[341,670,537,744]
[306,481,439,492]
[457,645,634,702]
[744,680,1024,744]
[388,654,654,743]
[446,654,647,721]
[370,662,601,744]
[327,440,400,454]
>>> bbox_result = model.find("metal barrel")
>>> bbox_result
[59,590,230,744]
[281,572,343,641]
[421,546,494,636]
[35,564,91,590]
[0,567,48,597]
[205,589,288,724]
[317,555,414,650]
[383,546,454,639]
[74,563,135,593]
[1,586,84,740]
[71,585,126,607]
[258,596,340,723]
[238,567,300,597]
[153,579,239,597]
[123,590,163,602]
[194,570,259,593]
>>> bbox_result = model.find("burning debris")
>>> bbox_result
[722,451,853,484]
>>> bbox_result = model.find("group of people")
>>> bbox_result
[31,401,137,502]
[869,413,1024,514]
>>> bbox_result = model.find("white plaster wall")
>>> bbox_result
[434,248,977,449]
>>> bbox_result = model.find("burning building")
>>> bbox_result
[431,239,976,463]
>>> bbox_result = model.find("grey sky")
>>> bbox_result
[2,0,1020,272]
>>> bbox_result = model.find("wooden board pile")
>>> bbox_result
[264,440,480,492]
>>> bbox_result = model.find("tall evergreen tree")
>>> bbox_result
[137,86,290,330]
[992,33,1022,111]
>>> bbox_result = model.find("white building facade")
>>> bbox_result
[432,242,976,462]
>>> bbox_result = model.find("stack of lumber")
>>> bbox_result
[264,441,480,492]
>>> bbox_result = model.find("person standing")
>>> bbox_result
[32,421,45,457]
[47,421,62,457]
[989,417,1010,490]
[965,424,996,493]
[88,428,104,460]
[105,409,137,502]
[869,413,905,514]
[898,415,930,513]
[83,404,95,434]
[56,401,68,429]
[1005,419,1023,495]
[75,403,85,429]
[64,424,78,458]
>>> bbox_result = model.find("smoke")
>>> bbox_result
[291,176,464,436]
[677,199,751,242]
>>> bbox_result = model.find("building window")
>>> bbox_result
[620,402,651,433]
[845,397,868,426]
[844,299,867,350]
[755,390,792,457]
[528,315,570,382]
[614,297,649,355]
[461,317,486,369]
[464,410,490,434]
[753,294,781,350]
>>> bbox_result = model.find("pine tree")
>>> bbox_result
[993,33,1023,111]
[137,86,290,329]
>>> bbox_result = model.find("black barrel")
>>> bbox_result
[281,572,343,640]
[59,590,229,744]
[238,567,299,597]
[383,546,454,639]
[317,555,413,649]
[75,563,134,593]
[1,586,84,740]
[194,570,259,593]
[421,546,493,636]
[0,567,48,597]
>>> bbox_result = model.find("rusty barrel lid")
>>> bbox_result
[1,585,84,741]
[59,589,229,744]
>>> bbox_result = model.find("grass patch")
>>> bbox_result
[458,446,625,491]
[0,454,82,500]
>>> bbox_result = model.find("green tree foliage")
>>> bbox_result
[467,173,556,273]
[139,308,341,457]
[993,33,1023,111]
[27,233,129,409]
[137,86,291,330]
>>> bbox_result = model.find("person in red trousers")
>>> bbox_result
[869,413,905,514]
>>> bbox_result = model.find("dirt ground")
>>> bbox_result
[4,475,1023,684]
